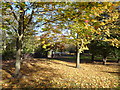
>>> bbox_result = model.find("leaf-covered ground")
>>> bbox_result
[1,57,120,88]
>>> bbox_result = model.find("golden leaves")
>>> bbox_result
[41,41,45,44]
[100,22,105,26]
[2,57,120,88]
[19,10,24,13]
[104,38,120,48]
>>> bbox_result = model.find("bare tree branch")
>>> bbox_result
[9,5,18,21]
[27,2,36,25]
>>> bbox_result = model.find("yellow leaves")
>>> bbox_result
[98,4,103,7]
[42,41,45,44]
[52,29,61,33]
[94,12,99,16]
[37,17,42,21]
[47,43,51,46]
[43,45,46,49]
[81,45,89,51]
[111,39,120,48]
[100,22,105,26]
[91,19,97,22]
[108,3,112,7]
[103,38,120,48]
[43,43,51,49]
[44,8,49,11]
[84,26,88,29]
[104,5,108,9]
[21,3,26,7]
[58,8,62,12]
[105,29,110,37]
[19,10,23,13]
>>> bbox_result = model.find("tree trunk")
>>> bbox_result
[117,59,120,63]
[103,56,107,65]
[91,54,94,63]
[52,51,54,58]
[76,46,80,68]
[15,6,24,77]
[15,37,21,77]
[47,50,53,58]
[76,33,81,68]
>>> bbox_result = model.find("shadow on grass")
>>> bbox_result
[49,60,76,68]
[50,56,96,64]
[49,55,118,65]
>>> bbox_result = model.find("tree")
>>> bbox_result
[2,2,51,77]
[59,2,106,67]
[39,28,68,58]
[88,40,112,65]
[37,2,99,68]
[111,47,120,63]
[22,35,39,59]
[67,2,120,67]
[39,2,120,67]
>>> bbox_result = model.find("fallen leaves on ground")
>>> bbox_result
[2,58,120,88]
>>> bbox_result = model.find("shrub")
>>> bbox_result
[33,45,47,58]
[2,50,16,60]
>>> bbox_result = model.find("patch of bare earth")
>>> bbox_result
[2,58,120,88]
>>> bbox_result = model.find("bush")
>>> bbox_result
[88,40,112,64]
[2,50,16,60]
[88,40,111,57]
[111,47,120,60]
[33,45,47,58]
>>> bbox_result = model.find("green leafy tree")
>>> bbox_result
[67,2,120,67]
[88,40,112,65]
[111,47,120,63]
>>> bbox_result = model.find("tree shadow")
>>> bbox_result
[51,56,95,64]
[2,57,119,88]
[48,60,76,68]
[102,71,120,76]
[52,57,76,63]
[2,59,63,88]
[2,58,48,77]
[2,60,16,78]
[49,55,119,68]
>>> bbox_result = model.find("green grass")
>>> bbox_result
[50,53,118,63]
[81,55,90,60]
[67,54,118,61]
[81,54,117,61]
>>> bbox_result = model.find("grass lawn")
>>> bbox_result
[55,54,118,63]
[2,56,120,88]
